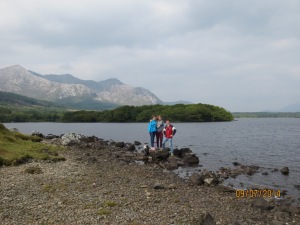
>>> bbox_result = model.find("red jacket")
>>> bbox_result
[163,124,176,138]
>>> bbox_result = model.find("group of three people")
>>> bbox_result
[148,115,176,155]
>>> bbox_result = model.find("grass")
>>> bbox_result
[0,123,65,166]
[103,200,119,207]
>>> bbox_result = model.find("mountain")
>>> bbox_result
[32,73,162,105]
[0,65,163,109]
[279,103,300,112]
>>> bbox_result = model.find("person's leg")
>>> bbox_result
[162,137,168,150]
[159,132,163,148]
[150,132,154,147]
[155,132,160,148]
[169,138,173,154]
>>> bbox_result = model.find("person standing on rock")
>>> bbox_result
[148,115,157,149]
[162,119,176,156]
[155,115,164,149]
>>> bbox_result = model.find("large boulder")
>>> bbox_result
[183,154,200,165]
[150,150,170,161]
[179,148,193,157]
[61,133,85,146]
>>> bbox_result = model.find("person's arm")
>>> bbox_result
[172,126,176,136]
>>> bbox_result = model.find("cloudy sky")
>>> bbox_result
[0,0,299,111]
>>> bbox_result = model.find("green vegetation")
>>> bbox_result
[232,112,300,118]
[0,91,66,122]
[62,104,234,122]
[24,165,43,174]
[0,91,233,122]
[0,123,65,166]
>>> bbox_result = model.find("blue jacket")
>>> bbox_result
[148,120,157,133]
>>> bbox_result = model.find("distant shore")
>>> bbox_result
[1,134,299,224]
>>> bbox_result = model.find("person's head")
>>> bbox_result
[151,115,156,120]
[157,115,162,120]
[166,119,170,125]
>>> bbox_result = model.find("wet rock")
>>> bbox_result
[232,162,241,166]
[126,144,135,151]
[251,198,274,211]
[180,148,193,157]
[280,167,289,175]
[262,172,269,175]
[182,154,199,165]
[31,131,44,138]
[150,150,169,161]
[294,185,300,190]
[189,173,204,186]
[61,133,85,146]
[134,141,141,145]
[191,211,216,225]
[173,148,180,157]
[115,142,125,148]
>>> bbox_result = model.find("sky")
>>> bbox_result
[0,0,299,112]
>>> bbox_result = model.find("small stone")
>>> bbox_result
[154,183,165,190]
[262,172,268,175]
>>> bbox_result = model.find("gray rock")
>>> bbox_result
[201,171,219,186]
[61,133,85,146]
[262,172,269,175]
[189,173,204,186]
[280,167,289,175]
[192,211,216,225]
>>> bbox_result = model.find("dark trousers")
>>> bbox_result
[149,132,156,147]
[156,131,163,148]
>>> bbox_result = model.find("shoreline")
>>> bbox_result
[1,133,299,224]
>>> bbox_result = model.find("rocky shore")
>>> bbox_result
[0,132,299,225]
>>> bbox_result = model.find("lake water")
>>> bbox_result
[4,118,300,199]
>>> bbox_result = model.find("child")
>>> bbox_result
[148,115,157,148]
[162,119,176,156]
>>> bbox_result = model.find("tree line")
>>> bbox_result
[0,104,233,123]
[61,104,234,122]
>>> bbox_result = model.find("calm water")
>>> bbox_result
[4,118,300,198]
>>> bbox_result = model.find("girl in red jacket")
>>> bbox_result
[162,119,176,156]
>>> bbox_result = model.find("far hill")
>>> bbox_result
[0,91,63,108]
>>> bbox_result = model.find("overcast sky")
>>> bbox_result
[0,0,299,111]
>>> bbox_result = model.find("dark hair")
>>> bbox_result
[165,118,170,122]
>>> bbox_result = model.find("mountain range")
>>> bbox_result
[0,65,166,110]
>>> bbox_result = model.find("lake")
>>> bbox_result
[4,118,300,199]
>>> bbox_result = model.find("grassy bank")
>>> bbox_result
[0,124,65,166]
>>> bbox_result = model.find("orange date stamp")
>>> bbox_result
[236,189,281,198]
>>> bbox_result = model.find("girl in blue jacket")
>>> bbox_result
[148,115,157,148]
